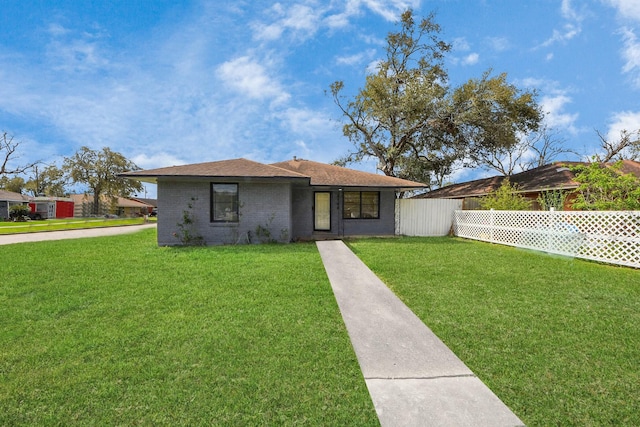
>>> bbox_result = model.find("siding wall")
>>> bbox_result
[290,187,397,239]
[395,198,463,236]
[157,179,292,245]
[343,189,397,236]
[0,201,8,220]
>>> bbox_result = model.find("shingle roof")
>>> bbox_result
[271,158,426,188]
[0,190,30,202]
[69,194,155,208]
[122,158,309,181]
[418,160,640,199]
[123,157,427,189]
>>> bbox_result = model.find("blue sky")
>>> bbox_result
[2,0,640,197]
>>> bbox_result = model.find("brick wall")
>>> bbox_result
[157,179,292,245]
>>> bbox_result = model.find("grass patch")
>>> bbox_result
[0,230,377,426]
[0,217,152,234]
[347,237,639,426]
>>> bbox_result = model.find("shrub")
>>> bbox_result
[9,204,30,221]
[479,178,532,210]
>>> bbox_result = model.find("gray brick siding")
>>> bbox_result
[157,179,397,245]
[157,179,292,245]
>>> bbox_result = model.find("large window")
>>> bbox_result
[211,183,238,222]
[343,191,379,219]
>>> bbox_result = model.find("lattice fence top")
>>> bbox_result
[454,210,640,269]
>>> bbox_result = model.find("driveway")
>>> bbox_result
[0,223,157,245]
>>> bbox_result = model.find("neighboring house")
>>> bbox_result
[0,190,30,220]
[28,197,75,219]
[131,197,158,215]
[70,194,155,217]
[122,157,425,245]
[417,160,640,210]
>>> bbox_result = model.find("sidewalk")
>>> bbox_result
[0,223,156,245]
[316,240,524,427]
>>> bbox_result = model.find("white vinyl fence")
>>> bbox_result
[454,210,640,269]
[396,199,463,236]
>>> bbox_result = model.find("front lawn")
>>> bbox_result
[347,237,640,427]
[0,230,377,426]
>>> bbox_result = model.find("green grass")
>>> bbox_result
[0,217,152,234]
[347,237,640,427]
[0,230,378,426]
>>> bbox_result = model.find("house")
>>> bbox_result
[122,157,426,245]
[417,160,640,210]
[70,194,155,217]
[131,197,158,216]
[28,197,75,219]
[0,190,30,220]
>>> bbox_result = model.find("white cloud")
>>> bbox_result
[462,53,479,66]
[620,27,640,88]
[539,0,584,48]
[253,0,419,42]
[216,56,291,105]
[540,93,579,133]
[359,0,420,21]
[252,3,323,42]
[335,49,377,66]
[606,110,640,140]
[132,153,187,170]
[452,37,470,51]
[605,0,640,22]
[487,36,510,52]
[45,25,110,73]
[540,24,581,47]
[522,78,580,134]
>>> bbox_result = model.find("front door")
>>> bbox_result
[314,192,331,231]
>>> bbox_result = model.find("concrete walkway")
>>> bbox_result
[0,223,156,245]
[316,240,524,427]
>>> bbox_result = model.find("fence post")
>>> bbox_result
[490,208,495,242]
[547,207,555,251]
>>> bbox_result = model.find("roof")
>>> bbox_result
[69,194,154,208]
[123,157,426,189]
[271,158,426,188]
[419,160,640,199]
[131,197,158,207]
[0,190,30,202]
[121,158,309,183]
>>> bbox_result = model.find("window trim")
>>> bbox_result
[210,183,239,223]
[343,191,380,220]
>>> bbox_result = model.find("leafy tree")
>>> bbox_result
[570,161,640,210]
[330,10,541,188]
[25,164,67,197]
[330,10,450,184]
[1,131,38,176]
[0,175,26,194]
[451,71,541,173]
[479,178,532,210]
[63,146,143,215]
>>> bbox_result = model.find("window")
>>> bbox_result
[343,191,379,219]
[211,183,238,222]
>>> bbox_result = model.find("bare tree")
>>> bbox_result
[480,125,576,176]
[1,131,38,176]
[594,128,640,162]
[523,125,578,169]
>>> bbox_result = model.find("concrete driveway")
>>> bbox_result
[0,223,156,245]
